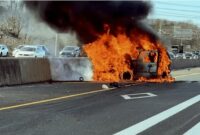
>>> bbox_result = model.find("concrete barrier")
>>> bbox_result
[171,59,200,70]
[49,58,200,81]
[49,57,93,81]
[18,58,51,83]
[0,59,22,86]
[0,58,51,86]
[0,57,200,86]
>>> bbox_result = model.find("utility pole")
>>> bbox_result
[55,33,58,57]
[158,20,162,35]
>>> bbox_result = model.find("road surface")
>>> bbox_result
[0,69,199,135]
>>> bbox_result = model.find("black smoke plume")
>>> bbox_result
[24,1,154,43]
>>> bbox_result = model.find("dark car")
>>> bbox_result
[59,46,80,57]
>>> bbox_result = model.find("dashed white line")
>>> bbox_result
[184,122,200,135]
[121,93,157,100]
[114,95,200,135]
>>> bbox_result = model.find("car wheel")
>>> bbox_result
[79,77,84,81]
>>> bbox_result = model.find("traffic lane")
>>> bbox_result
[176,74,200,81]
[172,67,200,81]
[110,82,200,134]
[140,102,200,135]
[0,82,200,135]
[0,67,198,108]
[0,82,110,107]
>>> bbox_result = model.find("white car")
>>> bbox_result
[0,44,9,57]
[183,52,196,59]
[175,53,185,59]
[14,46,46,58]
[12,45,24,57]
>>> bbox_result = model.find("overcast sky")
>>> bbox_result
[148,0,200,25]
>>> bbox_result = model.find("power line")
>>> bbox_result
[151,13,200,19]
[155,11,200,18]
[150,13,199,19]
[156,7,200,13]
[156,1,200,8]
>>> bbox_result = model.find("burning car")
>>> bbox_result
[84,32,173,82]
[112,50,170,81]
[131,50,158,80]
[117,50,159,81]
[25,1,174,82]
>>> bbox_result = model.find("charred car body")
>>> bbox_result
[133,50,158,79]
[121,50,170,81]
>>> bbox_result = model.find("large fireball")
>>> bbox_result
[84,26,174,82]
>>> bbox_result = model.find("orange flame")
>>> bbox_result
[84,26,174,82]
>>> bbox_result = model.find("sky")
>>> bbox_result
[149,0,200,26]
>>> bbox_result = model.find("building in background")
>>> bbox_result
[148,19,200,52]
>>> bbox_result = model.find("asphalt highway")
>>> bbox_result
[0,71,200,135]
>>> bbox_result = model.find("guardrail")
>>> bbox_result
[171,59,200,70]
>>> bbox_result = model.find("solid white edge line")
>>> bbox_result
[183,122,200,135]
[114,95,200,135]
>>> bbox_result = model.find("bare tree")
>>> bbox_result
[0,16,22,38]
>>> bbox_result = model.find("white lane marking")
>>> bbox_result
[175,73,200,78]
[121,93,157,100]
[114,95,200,135]
[183,122,200,135]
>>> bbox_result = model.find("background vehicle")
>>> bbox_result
[171,45,183,54]
[59,46,80,57]
[175,53,185,59]
[168,52,175,59]
[12,45,24,57]
[14,45,46,58]
[0,44,9,57]
[183,52,198,59]
[191,51,199,59]
[37,45,51,56]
